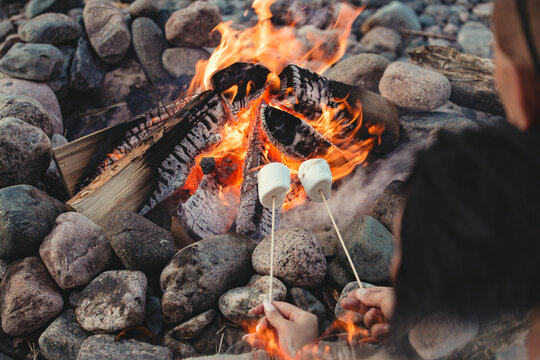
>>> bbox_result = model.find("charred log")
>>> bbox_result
[236,111,281,241]
[139,92,232,215]
[211,62,271,113]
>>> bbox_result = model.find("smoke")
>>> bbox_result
[282,138,426,230]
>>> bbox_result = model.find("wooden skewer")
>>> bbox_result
[320,190,363,290]
[268,196,276,300]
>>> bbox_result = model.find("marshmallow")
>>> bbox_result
[258,163,291,209]
[298,158,332,202]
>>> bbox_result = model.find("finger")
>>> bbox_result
[371,323,391,341]
[364,308,381,328]
[250,304,265,315]
[242,334,266,349]
[263,300,289,332]
[354,288,389,308]
[270,301,305,319]
[341,298,369,314]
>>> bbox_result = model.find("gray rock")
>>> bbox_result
[324,53,390,92]
[162,47,210,79]
[96,59,149,107]
[161,291,193,324]
[47,44,76,98]
[129,0,159,18]
[409,313,479,359]
[338,216,394,283]
[131,17,171,84]
[0,118,51,188]
[51,133,68,148]
[18,13,82,45]
[161,332,196,359]
[169,309,216,340]
[25,0,84,18]
[315,228,337,258]
[0,20,14,43]
[472,3,493,22]
[0,94,54,136]
[362,1,421,33]
[0,78,63,134]
[165,1,221,47]
[75,270,147,333]
[419,14,436,27]
[39,212,114,290]
[457,22,492,58]
[219,275,286,326]
[400,111,479,135]
[327,260,355,290]
[289,288,326,323]
[252,228,327,288]
[379,62,451,113]
[360,26,402,55]
[0,185,64,260]
[77,334,173,360]
[335,281,374,321]
[144,296,162,335]
[0,257,64,336]
[424,4,451,25]
[70,35,106,91]
[0,43,64,81]
[38,309,91,360]
[105,211,176,275]
[160,233,256,314]
[83,0,131,63]
[367,180,405,232]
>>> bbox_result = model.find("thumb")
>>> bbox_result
[263,299,288,331]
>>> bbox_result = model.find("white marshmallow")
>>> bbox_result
[298,158,332,202]
[258,163,291,209]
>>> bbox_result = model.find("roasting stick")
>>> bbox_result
[299,159,363,290]
[258,163,291,301]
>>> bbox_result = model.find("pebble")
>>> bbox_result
[39,212,114,290]
[367,179,405,232]
[47,44,76,98]
[83,0,131,64]
[162,291,193,325]
[472,3,493,22]
[0,43,64,81]
[25,0,84,18]
[0,94,54,136]
[77,334,173,360]
[289,288,327,325]
[0,118,51,189]
[362,1,421,33]
[360,26,402,57]
[218,275,287,325]
[75,270,147,333]
[379,62,451,113]
[161,332,197,359]
[131,17,171,84]
[129,0,159,18]
[165,1,222,47]
[0,20,14,42]
[160,233,256,314]
[0,78,63,134]
[252,228,327,288]
[424,4,451,25]
[0,257,64,336]
[96,59,149,108]
[400,111,479,135]
[70,35,107,91]
[334,281,374,322]
[162,47,210,79]
[105,211,176,275]
[327,260,355,290]
[144,296,162,336]
[457,21,492,58]
[325,53,390,93]
[314,227,337,258]
[38,309,91,360]
[169,309,216,340]
[338,216,394,283]
[18,13,81,45]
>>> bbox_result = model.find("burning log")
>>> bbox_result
[236,112,281,241]
[139,92,233,215]
[409,46,504,115]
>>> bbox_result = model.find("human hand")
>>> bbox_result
[243,300,318,357]
[341,286,395,341]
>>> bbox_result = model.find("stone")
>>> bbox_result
[359,26,402,55]
[379,62,451,113]
[424,4,451,25]
[362,1,421,33]
[0,257,64,336]
[338,216,394,283]
[75,270,147,333]
[105,211,176,275]
[0,119,51,188]
[335,281,374,321]
[70,35,106,91]
[18,13,82,45]
[161,233,256,314]
[165,1,222,47]
[162,292,193,324]
[289,288,327,323]
[131,17,171,84]
[367,180,405,232]
[0,78,63,134]
[419,14,436,27]
[25,0,84,18]
[162,47,210,79]
[400,111,479,136]
[77,334,173,360]
[38,309,91,360]
[0,185,64,260]
[39,212,114,290]
[457,22,492,58]
[252,228,327,288]
[0,94,54,136]
[0,43,64,81]
[327,260,355,290]
[129,0,159,18]
[324,53,390,92]
[472,3,493,22]
[161,332,197,358]
[315,227,337,258]
[169,309,216,340]
[218,275,287,326]
[96,59,149,107]
[0,20,14,43]
[83,0,131,64]
[144,296,162,336]
[47,44,75,98]
[409,313,479,359]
